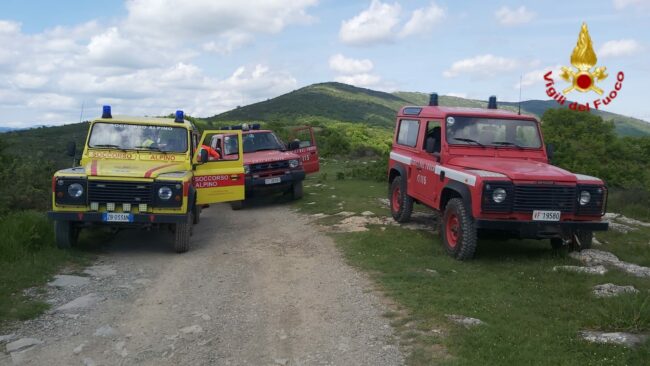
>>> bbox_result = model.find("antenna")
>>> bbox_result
[518,74,522,115]
[79,100,85,123]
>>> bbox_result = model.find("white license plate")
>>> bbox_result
[103,213,133,222]
[532,210,561,221]
[264,177,281,185]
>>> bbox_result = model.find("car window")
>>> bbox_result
[397,119,420,147]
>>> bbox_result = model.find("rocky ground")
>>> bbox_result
[0,203,404,366]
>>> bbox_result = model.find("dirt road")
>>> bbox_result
[1,203,403,365]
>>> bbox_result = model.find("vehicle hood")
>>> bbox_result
[84,159,185,179]
[449,157,577,182]
[244,150,300,165]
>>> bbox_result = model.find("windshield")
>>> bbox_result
[445,116,541,148]
[88,122,188,153]
[242,132,284,153]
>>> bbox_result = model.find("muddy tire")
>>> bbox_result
[389,176,413,223]
[292,181,304,200]
[54,220,79,249]
[231,200,244,210]
[442,198,477,260]
[174,213,192,253]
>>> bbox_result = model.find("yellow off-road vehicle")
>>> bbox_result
[47,106,245,253]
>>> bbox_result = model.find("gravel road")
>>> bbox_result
[1,203,403,365]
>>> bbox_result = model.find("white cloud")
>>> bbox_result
[598,39,642,57]
[613,0,650,9]
[339,0,402,46]
[334,74,382,88]
[514,65,562,89]
[11,73,49,89]
[339,1,445,46]
[400,2,445,37]
[124,0,317,52]
[445,92,467,98]
[0,20,21,34]
[443,54,520,78]
[494,6,535,26]
[329,54,374,74]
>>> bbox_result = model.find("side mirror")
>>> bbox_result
[287,141,300,150]
[66,141,76,157]
[198,149,209,163]
[546,143,555,162]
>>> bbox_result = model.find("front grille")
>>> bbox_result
[513,185,576,213]
[88,180,153,204]
[250,160,289,174]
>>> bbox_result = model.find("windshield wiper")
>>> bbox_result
[453,138,485,147]
[92,144,126,151]
[491,141,524,149]
[255,147,281,152]
[134,145,162,151]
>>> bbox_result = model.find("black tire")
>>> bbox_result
[174,213,192,253]
[292,181,304,200]
[231,200,244,210]
[193,203,201,225]
[54,221,79,249]
[441,198,477,260]
[389,176,413,223]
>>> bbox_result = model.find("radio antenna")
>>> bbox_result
[79,100,85,123]
[518,74,522,115]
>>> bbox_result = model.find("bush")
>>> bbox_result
[0,211,55,264]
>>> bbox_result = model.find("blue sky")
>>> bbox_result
[0,0,648,127]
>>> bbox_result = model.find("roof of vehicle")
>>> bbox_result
[399,106,538,120]
[92,115,196,129]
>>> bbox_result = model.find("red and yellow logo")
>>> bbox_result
[543,23,624,111]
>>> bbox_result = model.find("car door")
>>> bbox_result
[411,120,442,207]
[193,130,245,205]
[290,126,320,174]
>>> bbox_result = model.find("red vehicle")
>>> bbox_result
[388,94,608,260]
[210,124,319,209]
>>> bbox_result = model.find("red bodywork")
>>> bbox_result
[388,106,607,226]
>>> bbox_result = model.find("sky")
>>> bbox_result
[0,0,649,128]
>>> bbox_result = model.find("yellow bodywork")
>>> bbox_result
[52,115,244,216]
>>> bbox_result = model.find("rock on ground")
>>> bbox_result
[47,275,90,288]
[553,265,608,275]
[179,325,203,334]
[93,325,118,337]
[6,338,42,353]
[83,265,117,277]
[54,293,103,312]
[0,333,16,343]
[580,331,648,347]
[570,249,650,278]
[446,314,485,328]
[593,283,639,298]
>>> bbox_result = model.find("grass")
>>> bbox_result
[296,160,650,365]
[0,211,93,325]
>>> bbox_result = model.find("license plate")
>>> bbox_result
[264,177,281,185]
[532,210,560,221]
[102,213,133,222]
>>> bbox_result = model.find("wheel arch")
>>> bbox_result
[439,181,472,212]
[389,164,406,184]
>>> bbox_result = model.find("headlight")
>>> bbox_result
[289,159,300,168]
[244,165,250,174]
[158,186,173,200]
[579,190,591,205]
[492,188,507,203]
[67,183,84,198]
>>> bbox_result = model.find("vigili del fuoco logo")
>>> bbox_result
[543,23,624,112]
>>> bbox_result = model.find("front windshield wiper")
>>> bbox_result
[453,138,485,147]
[92,144,126,151]
[491,141,524,149]
[134,145,163,152]
[254,147,282,152]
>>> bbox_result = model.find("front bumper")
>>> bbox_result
[47,211,188,224]
[245,170,305,189]
[475,219,609,238]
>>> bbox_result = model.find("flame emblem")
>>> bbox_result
[559,23,608,94]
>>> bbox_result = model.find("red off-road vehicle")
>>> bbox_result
[210,124,319,209]
[388,94,608,260]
